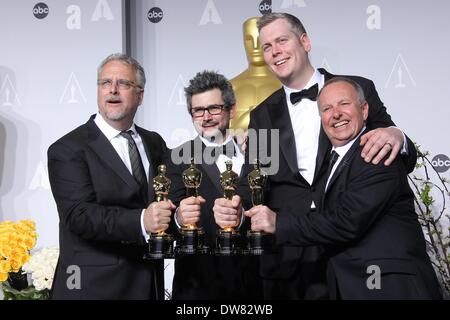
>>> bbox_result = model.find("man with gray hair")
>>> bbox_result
[48,53,172,299]
[245,77,441,299]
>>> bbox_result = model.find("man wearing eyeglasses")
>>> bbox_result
[48,53,172,299]
[163,70,262,299]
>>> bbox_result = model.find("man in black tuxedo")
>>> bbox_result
[214,12,417,299]
[164,71,262,299]
[245,77,441,299]
[48,53,174,299]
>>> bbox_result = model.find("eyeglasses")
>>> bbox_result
[97,78,142,90]
[191,104,225,117]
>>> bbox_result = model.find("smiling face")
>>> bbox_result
[191,88,235,143]
[259,18,314,89]
[97,60,144,131]
[318,81,368,147]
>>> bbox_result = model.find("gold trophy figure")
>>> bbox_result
[230,17,281,131]
[245,160,271,255]
[175,159,209,255]
[216,161,241,255]
[144,164,175,259]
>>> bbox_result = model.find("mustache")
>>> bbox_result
[201,119,219,126]
[106,95,122,103]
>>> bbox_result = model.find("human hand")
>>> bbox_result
[213,195,242,229]
[244,205,276,234]
[235,131,248,153]
[360,127,403,166]
[144,200,176,233]
[177,196,206,227]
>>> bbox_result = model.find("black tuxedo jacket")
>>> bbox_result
[164,137,262,300]
[243,68,417,298]
[276,132,441,299]
[48,115,167,299]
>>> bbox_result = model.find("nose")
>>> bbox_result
[109,81,119,94]
[332,106,342,119]
[271,43,282,57]
[202,110,212,121]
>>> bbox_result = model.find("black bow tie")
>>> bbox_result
[290,83,319,105]
[204,140,236,159]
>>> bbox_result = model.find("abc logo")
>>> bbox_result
[259,0,272,14]
[431,154,450,173]
[147,7,163,23]
[33,2,49,19]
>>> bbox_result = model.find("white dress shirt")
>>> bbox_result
[174,134,245,229]
[94,113,151,240]
[325,127,366,191]
[284,70,325,186]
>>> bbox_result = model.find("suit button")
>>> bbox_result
[311,187,316,192]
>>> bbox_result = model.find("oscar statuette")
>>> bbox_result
[144,164,175,260]
[175,158,210,255]
[215,160,241,255]
[245,160,272,255]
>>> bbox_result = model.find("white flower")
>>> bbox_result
[22,246,59,291]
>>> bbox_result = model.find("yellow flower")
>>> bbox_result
[0,259,11,273]
[23,236,36,250]
[0,244,13,258]
[0,272,8,282]
[0,219,37,281]
[10,259,22,272]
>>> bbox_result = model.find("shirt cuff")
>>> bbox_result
[174,206,182,229]
[390,126,408,155]
[140,209,150,242]
[235,206,245,230]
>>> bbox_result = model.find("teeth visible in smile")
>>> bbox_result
[334,121,348,128]
[275,59,287,66]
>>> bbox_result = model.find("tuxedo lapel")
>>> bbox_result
[193,138,223,194]
[318,68,333,81]
[314,126,331,182]
[200,162,222,195]
[267,90,299,174]
[86,118,140,191]
[136,126,156,203]
[313,68,335,183]
[326,132,366,193]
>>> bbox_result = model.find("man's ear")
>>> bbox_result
[138,90,144,105]
[362,101,369,121]
[229,104,237,119]
[300,33,312,52]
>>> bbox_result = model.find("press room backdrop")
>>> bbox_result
[1,0,449,294]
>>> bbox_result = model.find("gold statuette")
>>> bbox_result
[144,165,174,260]
[245,160,271,255]
[216,160,241,255]
[176,159,209,255]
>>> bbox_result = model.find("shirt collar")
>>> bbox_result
[283,69,324,97]
[198,134,233,147]
[94,113,137,141]
[333,126,366,158]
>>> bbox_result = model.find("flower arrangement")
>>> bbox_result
[0,220,37,281]
[22,247,59,292]
[0,219,58,300]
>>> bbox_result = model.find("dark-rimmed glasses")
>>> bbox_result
[190,104,225,118]
[97,78,143,90]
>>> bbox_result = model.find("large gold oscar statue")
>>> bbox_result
[229,17,281,131]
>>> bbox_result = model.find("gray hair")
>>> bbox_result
[97,53,146,90]
[257,12,307,37]
[319,76,366,105]
[184,70,236,113]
